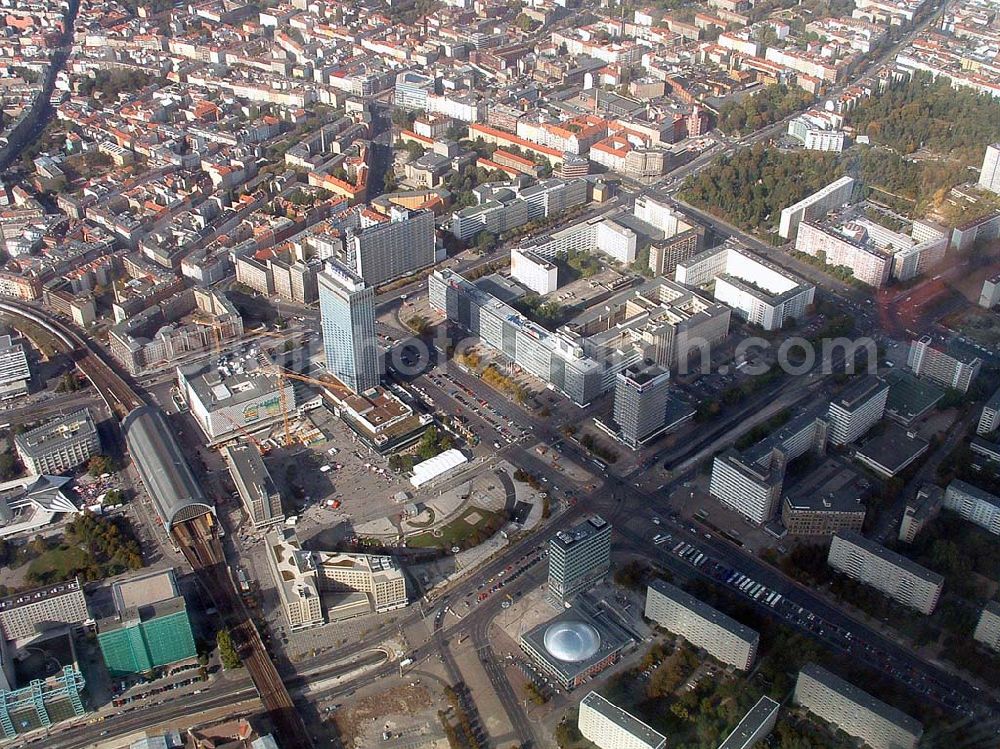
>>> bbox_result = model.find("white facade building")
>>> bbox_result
[826,375,888,446]
[318,262,379,395]
[0,335,30,400]
[645,579,759,669]
[347,208,436,286]
[778,176,855,239]
[794,664,922,749]
[979,144,1000,195]
[709,450,783,525]
[943,479,1000,536]
[828,531,944,614]
[973,601,1000,653]
[979,386,1000,435]
[511,247,559,295]
[578,691,666,749]
[676,243,814,331]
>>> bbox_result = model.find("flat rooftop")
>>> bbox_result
[799,663,922,737]
[834,530,944,586]
[14,409,97,459]
[178,359,280,411]
[718,695,780,749]
[0,578,81,613]
[580,692,665,749]
[99,596,188,631]
[784,459,869,513]
[112,568,179,613]
[520,606,631,685]
[885,370,943,426]
[551,515,610,552]
[831,375,888,412]
[947,479,1000,509]
[854,423,929,475]
[647,579,759,645]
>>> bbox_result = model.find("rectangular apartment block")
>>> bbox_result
[826,375,888,446]
[223,442,284,529]
[578,691,666,749]
[717,696,781,749]
[793,664,922,749]
[827,531,943,614]
[907,336,981,394]
[943,479,1000,536]
[0,578,89,641]
[978,386,1000,435]
[973,601,1000,653]
[644,579,759,670]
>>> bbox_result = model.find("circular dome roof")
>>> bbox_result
[543,620,601,662]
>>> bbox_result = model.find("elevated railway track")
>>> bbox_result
[0,300,145,415]
[0,301,312,748]
[172,516,313,749]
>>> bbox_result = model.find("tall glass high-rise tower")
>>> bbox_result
[318,261,379,394]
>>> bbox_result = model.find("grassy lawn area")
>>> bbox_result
[406,506,505,550]
[26,545,92,583]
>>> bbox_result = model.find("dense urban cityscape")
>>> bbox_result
[0,0,998,746]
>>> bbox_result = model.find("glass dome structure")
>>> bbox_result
[542,620,601,662]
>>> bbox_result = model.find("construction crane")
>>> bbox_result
[270,365,342,448]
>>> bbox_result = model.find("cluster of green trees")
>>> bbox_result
[0,538,32,568]
[78,70,158,100]
[284,187,333,207]
[735,408,791,449]
[481,365,526,404]
[644,643,699,698]
[523,682,548,705]
[101,489,126,508]
[441,686,483,749]
[416,426,452,461]
[513,293,566,329]
[717,84,814,136]
[390,108,417,130]
[0,451,21,481]
[26,512,143,585]
[513,13,539,31]
[557,248,602,280]
[389,427,453,473]
[579,434,618,464]
[513,468,543,491]
[216,629,242,670]
[686,78,1000,231]
[446,164,508,210]
[406,315,432,336]
[56,373,81,393]
[88,454,116,477]
[613,560,650,591]
[120,0,173,14]
[473,231,498,253]
[846,74,1000,166]
[904,514,1000,596]
[401,140,426,160]
[679,145,839,232]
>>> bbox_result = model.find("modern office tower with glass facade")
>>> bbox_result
[318,261,379,394]
[548,515,612,604]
